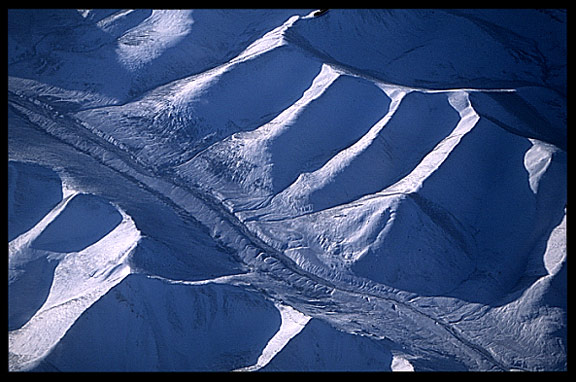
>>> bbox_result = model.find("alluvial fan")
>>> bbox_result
[8,9,566,371]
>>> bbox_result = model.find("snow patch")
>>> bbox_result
[116,10,194,71]
[524,139,556,194]
[391,355,415,371]
[543,213,566,276]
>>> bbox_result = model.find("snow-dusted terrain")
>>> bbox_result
[8,9,566,371]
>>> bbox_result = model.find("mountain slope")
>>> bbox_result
[8,9,566,371]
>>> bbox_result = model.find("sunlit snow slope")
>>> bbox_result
[8,9,566,371]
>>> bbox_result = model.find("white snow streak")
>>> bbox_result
[235,303,311,372]
[275,86,407,210]
[8,190,80,262]
[381,91,480,196]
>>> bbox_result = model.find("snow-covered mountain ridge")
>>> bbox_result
[8,9,566,371]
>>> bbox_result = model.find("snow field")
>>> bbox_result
[8,163,140,371]
[8,9,566,371]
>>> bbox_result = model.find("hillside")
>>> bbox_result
[8,9,566,371]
